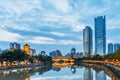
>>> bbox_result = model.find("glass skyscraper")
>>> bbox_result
[83,26,93,57]
[94,16,106,55]
[114,43,120,52]
[108,43,113,54]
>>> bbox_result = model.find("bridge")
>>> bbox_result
[52,56,75,68]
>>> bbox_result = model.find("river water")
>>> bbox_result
[0,63,119,80]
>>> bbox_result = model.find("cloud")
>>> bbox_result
[0,29,21,42]
[25,37,81,45]
[0,28,81,45]
[107,19,120,29]
[57,40,81,45]
[47,0,71,13]
[26,36,56,44]
[0,0,120,48]
[106,39,114,44]
[50,32,69,37]
[31,75,82,80]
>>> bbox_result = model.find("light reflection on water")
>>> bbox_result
[0,63,119,80]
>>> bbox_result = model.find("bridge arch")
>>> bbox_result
[52,56,75,68]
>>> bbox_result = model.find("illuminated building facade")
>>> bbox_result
[23,44,30,55]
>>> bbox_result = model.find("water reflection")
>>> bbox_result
[0,64,52,80]
[84,67,93,80]
[71,65,76,74]
[83,63,120,80]
[0,63,119,80]
[96,70,106,80]
[52,67,61,72]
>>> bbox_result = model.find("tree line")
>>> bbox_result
[0,49,52,66]
[82,48,120,61]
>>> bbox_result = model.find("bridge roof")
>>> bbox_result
[53,56,72,59]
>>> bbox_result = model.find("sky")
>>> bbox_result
[0,0,120,55]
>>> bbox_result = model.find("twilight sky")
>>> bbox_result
[0,0,120,55]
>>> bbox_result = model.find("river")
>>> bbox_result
[0,63,120,80]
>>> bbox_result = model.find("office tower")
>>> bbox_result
[114,43,120,52]
[108,43,113,54]
[95,16,106,55]
[84,67,93,80]
[83,26,93,57]
[70,47,76,58]
[49,50,62,58]
[10,42,20,50]
[96,71,106,80]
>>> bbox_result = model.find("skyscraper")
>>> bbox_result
[94,16,106,55]
[108,43,113,54]
[49,50,62,58]
[114,43,120,52]
[83,26,93,57]
[70,47,76,58]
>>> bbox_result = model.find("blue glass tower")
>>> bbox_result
[114,43,120,52]
[94,16,106,55]
[83,26,93,57]
[108,43,113,54]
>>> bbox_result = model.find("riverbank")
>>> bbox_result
[82,62,120,80]
[82,60,120,71]
[0,63,43,70]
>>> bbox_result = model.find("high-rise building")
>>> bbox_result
[84,67,93,80]
[23,44,30,55]
[83,26,93,57]
[23,44,36,56]
[70,47,76,58]
[108,43,113,54]
[96,71,106,80]
[114,43,120,52]
[10,42,20,50]
[94,16,106,55]
[49,50,62,58]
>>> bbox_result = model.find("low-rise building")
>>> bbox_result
[0,48,4,54]
[49,50,62,58]
[30,49,36,56]
[10,42,20,51]
[40,51,46,56]
[73,53,80,59]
